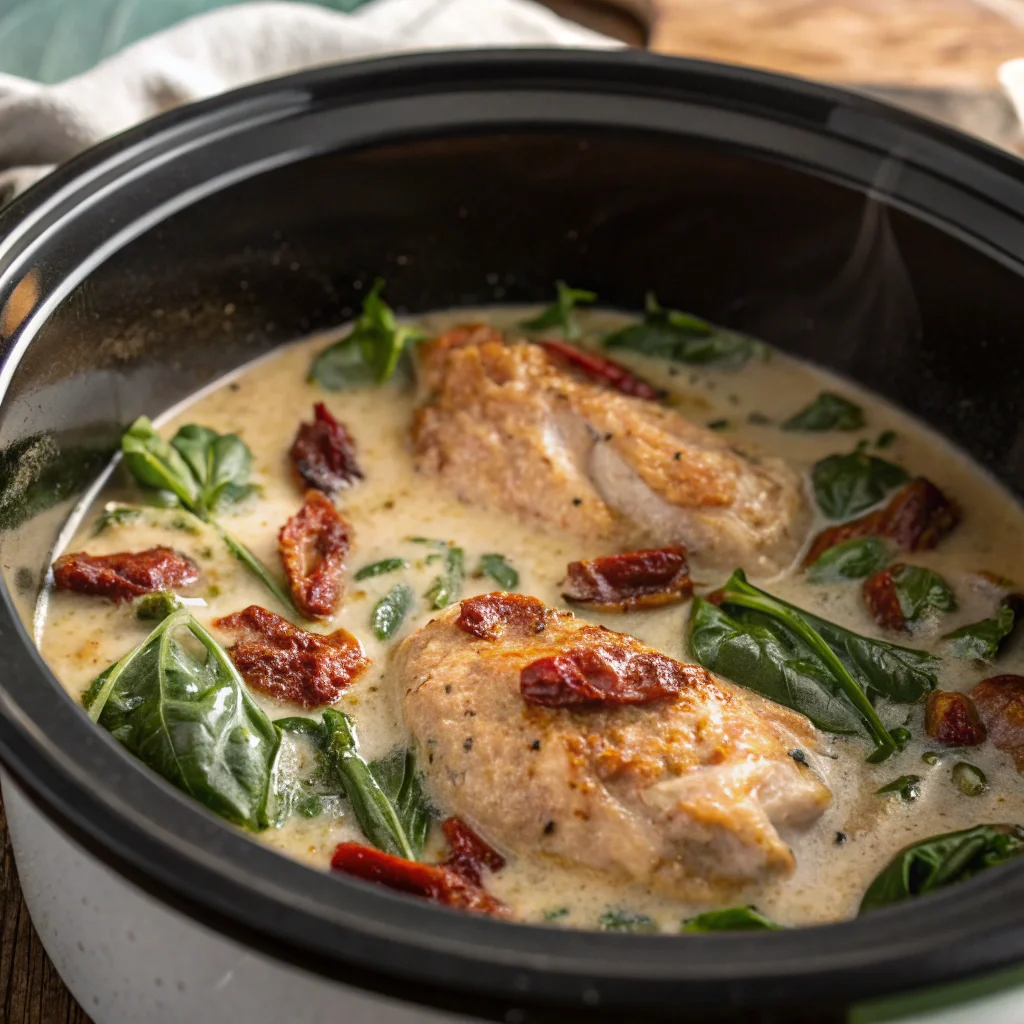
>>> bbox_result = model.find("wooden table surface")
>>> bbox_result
[5,2,1024,1021]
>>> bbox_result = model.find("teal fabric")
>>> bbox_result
[0,0,374,82]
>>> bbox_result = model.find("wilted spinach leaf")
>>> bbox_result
[812,448,909,519]
[689,571,937,759]
[278,710,431,859]
[681,906,780,932]
[309,279,423,390]
[425,546,465,609]
[806,537,890,583]
[604,292,763,367]
[120,416,296,616]
[944,601,1018,660]
[478,553,519,591]
[520,281,595,340]
[860,825,1024,912]
[890,566,957,623]
[783,392,865,432]
[93,503,144,535]
[83,610,280,831]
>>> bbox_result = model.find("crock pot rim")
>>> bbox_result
[2,49,1024,1016]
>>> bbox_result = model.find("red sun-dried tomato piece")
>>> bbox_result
[862,566,907,631]
[290,402,363,494]
[441,818,505,887]
[52,547,199,602]
[925,691,987,747]
[456,592,549,641]
[279,490,351,619]
[214,604,368,707]
[536,339,663,401]
[521,641,714,707]
[330,842,509,917]
[803,478,960,567]
[560,546,692,612]
[971,675,1024,770]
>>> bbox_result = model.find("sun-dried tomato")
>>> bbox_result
[456,592,549,641]
[330,842,509,917]
[441,817,505,887]
[52,547,198,602]
[560,546,692,612]
[862,567,907,631]
[290,403,363,494]
[521,641,714,707]
[803,478,960,567]
[925,691,987,747]
[279,490,351,618]
[971,675,1024,769]
[537,339,663,401]
[214,604,368,707]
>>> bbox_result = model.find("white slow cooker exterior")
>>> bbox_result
[1,770,468,1024]
[4,766,1024,1024]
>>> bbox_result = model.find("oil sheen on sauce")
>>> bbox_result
[35,306,1024,932]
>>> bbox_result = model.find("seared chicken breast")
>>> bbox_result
[412,328,809,572]
[391,593,830,899]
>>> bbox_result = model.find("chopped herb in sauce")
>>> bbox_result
[783,392,865,432]
[425,546,465,610]
[478,553,519,591]
[681,906,780,932]
[875,774,922,802]
[599,908,658,933]
[951,761,987,797]
[372,583,415,641]
[355,558,408,581]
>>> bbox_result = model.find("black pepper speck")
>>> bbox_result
[463,737,474,752]
[531,740,541,751]
[572,498,582,506]
[835,831,847,846]
[543,821,556,835]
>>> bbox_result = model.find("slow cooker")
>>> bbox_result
[2,50,1024,1024]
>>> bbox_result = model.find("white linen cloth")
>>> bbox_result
[0,0,616,199]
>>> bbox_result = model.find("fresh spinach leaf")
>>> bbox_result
[83,610,279,831]
[425,546,465,609]
[355,558,407,581]
[520,281,595,340]
[603,292,763,367]
[860,825,1024,912]
[170,424,255,517]
[890,566,957,623]
[944,602,1018,660]
[783,392,865,432]
[478,553,519,591]
[876,774,922,801]
[372,583,414,641]
[120,417,296,616]
[309,279,422,390]
[598,908,658,933]
[806,537,890,583]
[367,747,432,859]
[303,708,430,859]
[681,906,780,932]
[689,571,937,760]
[812,449,910,519]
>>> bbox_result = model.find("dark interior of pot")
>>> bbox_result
[4,53,1024,1018]
[5,129,1024,614]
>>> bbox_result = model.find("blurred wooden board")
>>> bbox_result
[650,0,1024,88]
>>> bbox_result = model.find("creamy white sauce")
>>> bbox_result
[35,306,1024,933]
